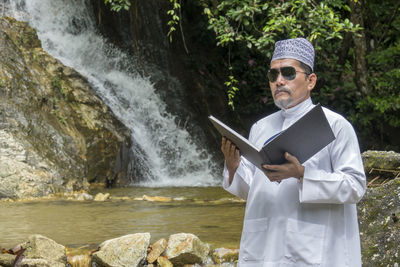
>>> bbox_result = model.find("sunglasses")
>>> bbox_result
[267,66,309,82]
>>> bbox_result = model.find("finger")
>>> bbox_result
[228,142,237,156]
[285,152,299,164]
[262,164,280,171]
[234,147,240,159]
[223,138,232,152]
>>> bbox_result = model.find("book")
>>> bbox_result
[208,104,335,170]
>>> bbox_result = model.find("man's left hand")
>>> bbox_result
[262,152,304,182]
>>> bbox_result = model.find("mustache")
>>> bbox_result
[274,86,291,96]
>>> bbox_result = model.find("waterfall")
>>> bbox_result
[8,0,219,187]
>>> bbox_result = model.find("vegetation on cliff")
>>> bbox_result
[103,0,400,152]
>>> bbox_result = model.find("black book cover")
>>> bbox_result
[209,104,336,170]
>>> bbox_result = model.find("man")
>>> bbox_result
[221,38,366,267]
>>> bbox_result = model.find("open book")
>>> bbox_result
[209,104,335,170]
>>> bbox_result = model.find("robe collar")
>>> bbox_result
[280,97,314,119]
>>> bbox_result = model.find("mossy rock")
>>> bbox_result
[0,16,132,199]
[358,178,400,266]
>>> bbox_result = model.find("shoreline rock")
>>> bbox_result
[0,233,238,267]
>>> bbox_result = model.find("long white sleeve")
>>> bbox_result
[222,156,256,200]
[222,122,261,200]
[299,113,366,204]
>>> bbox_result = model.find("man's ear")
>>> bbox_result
[307,73,317,91]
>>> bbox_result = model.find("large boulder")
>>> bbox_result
[22,234,67,263]
[6,234,68,267]
[358,178,400,266]
[91,233,150,267]
[164,233,210,267]
[0,253,15,267]
[0,16,132,199]
[362,150,400,173]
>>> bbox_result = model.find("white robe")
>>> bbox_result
[223,98,366,267]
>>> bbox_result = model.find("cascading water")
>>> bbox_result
[8,0,219,186]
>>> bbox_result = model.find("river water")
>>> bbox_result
[0,187,244,250]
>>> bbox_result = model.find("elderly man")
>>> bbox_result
[221,38,366,267]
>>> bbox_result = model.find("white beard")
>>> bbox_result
[273,88,309,110]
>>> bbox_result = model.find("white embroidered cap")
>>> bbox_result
[271,38,315,71]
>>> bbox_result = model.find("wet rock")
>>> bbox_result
[19,258,65,267]
[74,192,93,201]
[157,256,173,267]
[358,178,400,266]
[91,233,150,267]
[22,234,67,265]
[147,238,167,263]
[94,192,110,201]
[109,196,131,201]
[164,233,210,267]
[211,248,239,264]
[0,253,16,267]
[142,195,172,202]
[0,16,132,199]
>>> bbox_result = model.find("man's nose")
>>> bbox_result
[275,72,286,85]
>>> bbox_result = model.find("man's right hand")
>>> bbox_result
[221,137,240,184]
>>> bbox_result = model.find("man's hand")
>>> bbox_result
[221,137,240,184]
[262,152,304,182]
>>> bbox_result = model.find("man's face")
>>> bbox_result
[269,58,316,109]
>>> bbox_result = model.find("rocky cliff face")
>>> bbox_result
[0,16,131,198]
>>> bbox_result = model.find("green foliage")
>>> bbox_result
[0,78,3,87]
[51,97,67,125]
[104,0,131,12]
[224,67,239,109]
[203,0,359,56]
[356,43,400,126]
[201,0,360,110]
[51,76,66,99]
[167,0,181,42]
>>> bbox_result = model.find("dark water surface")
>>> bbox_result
[0,187,245,250]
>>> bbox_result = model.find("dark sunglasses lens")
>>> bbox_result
[267,69,279,82]
[281,67,296,80]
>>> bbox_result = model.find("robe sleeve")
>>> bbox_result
[222,124,258,200]
[299,118,366,204]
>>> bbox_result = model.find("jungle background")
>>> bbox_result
[101,0,400,154]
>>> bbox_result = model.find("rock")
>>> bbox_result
[19,258,65,267]
[164,233,210,267]
[147,238,167,263]
[211,248,239,264]
[91,233,150,267]
[358,178,400,266]
[142,195,172,202]
[23,234,67,264]
[74,192,93,201]
[94,192,110,201]
[0,16,132,199]
[0,253,16,267]
[362,150,400,172]
[157,256,173,267]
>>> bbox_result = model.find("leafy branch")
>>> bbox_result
[104,0,131,12]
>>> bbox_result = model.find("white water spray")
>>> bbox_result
[8,0,219,186]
